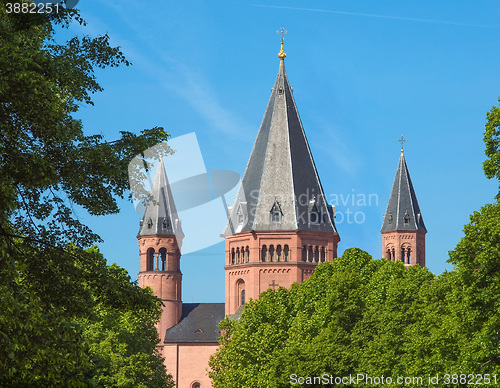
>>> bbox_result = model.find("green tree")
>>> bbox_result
[446,94,500,373]
[79,248,172,388]
[448,202,500,374]
[483,97,500,199]
[0,1,173,385]
[0,244,174,387]
[210,249,443,388]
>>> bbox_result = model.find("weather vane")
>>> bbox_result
[277,27,287,59]
[397,135,408,151]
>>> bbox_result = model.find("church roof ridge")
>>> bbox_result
[163,303,225,343]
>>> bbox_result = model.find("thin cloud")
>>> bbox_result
[250,4,500,29]
[77,0,252,138]
[159,57,252,137]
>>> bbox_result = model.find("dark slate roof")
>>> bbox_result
[227,304,244,321]
[137,158,184,238]
[223,56,338,235]
[163,303,225,343]
[381,151,426,232]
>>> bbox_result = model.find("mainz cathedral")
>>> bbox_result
[136,37,426,388]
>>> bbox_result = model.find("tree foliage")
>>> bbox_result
[0,0,170,248]
[0,245,174,387]
[448,202,500,374]
[79,249,171,388]
[210,249,457,388]
[0,1,173,385]
[483,97,500,199]
[210,246,500,387]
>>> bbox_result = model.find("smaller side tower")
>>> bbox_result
[381,148,426,267]
[137,158,184,342]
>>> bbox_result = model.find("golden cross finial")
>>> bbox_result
[397,135,408,152]
[277,27,287,60]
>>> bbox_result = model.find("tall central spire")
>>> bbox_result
[223,38,340,316]
[224,39,337,235]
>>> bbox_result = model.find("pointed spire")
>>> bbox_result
[224,47,337,235]
[381,151,426,232]
[138,158,184,238]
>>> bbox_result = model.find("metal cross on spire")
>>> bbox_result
[397,135,408,151]
[277,26,288,42]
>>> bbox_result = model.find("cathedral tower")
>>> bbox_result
[223,39,340,315]
[137,158,184,341]
[381,147,426,267]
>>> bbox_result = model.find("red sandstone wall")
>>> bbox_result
[382,230,426,267]
[224,230,340,315]
[161,343,218,388]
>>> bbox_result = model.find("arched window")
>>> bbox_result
[314,246,319,263]
[146,248,155,271]
[320,246,326,262]
[231,248,235,264]
[236,247,240,264]
[407,247,411,264]
[401,246,406,262]
[245,246,250,262]
[159,247,167,271]
[269,245,275,262]
[308,245,314,262]
[302,245,307,262]
[236,279,245,308]
[284,245,289,262]
[386,244,394,261]
[276,245,282,262]
[192,382,201,388]
[261,245,267,262]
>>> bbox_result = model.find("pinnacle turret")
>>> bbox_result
[381,151,426,233]
[138,158,184,238]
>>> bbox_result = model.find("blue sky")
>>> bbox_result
[67,0,500,302]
